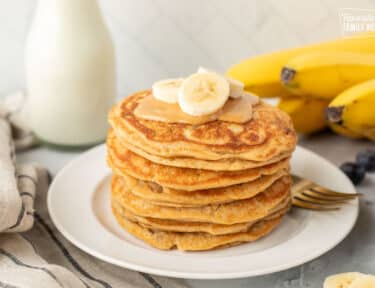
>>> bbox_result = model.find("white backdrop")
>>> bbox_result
[0,0,373,97]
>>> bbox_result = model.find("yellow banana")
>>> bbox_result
[227,32,375,97]
[327,79,375,141]
[278,97,328,134]
[281,51,375,99]
[329,123,363,139]
[276,89,296,99]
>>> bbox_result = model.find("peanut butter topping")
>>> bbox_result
[134,93,257,125]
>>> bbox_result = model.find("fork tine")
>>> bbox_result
[311,186,361,197]
[292,198,340,210]
[298,193,348,205]
[303,190,355,202]
[291,174,359,211]
[291,174,361,197]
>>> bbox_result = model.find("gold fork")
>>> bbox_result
[291,174,361,210]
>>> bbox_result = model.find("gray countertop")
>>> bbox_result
[17,131,375,288]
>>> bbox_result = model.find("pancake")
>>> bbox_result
[111,175,291,225]
[115,131,291,171]
[115,170,288,207]
[107,135,290,191]
[109,90,297,162]
[112,199,290,235]
[112,208,283,251]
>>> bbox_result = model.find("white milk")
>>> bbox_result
[25,0,116,146]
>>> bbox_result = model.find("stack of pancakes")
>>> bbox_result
[107,91,297,251]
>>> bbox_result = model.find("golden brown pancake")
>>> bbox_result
[112,199,290,235]
[115,131,291,171]
[114,170,288,207]
[112,208,283,251]
[109,91,297,162]
[107,135,290,191]
[111,175,291,225]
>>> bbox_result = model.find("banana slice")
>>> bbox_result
[152,78,184,103]
[178,72,230,116]
[228,78,245,98]
[324,272,375,288]
[197,67,214,74]
[198,67,244,98]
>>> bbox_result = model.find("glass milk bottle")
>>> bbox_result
[25,0,116,147]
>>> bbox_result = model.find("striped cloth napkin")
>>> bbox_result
[0,92,187,288]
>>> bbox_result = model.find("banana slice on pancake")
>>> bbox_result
[151,68,255,116]
[198,67,244,98]
[152,78,184,103]
[178,72,230,116]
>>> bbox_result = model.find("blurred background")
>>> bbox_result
[1,0,374,98]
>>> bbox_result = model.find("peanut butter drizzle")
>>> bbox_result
[134,93,257,125]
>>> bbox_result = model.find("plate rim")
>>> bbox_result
[47,144,359,279]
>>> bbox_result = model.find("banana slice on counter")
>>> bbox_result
[198,67,244,98]
[324,272,375,288]
[152,78,184,103]
[178,72,230,116]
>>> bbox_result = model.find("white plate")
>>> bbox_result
[48,144,358,279]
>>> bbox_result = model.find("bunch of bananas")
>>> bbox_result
[227,32,375,140]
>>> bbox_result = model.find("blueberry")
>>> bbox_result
[356,150,375,172]
[340,162,366,185]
